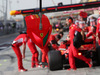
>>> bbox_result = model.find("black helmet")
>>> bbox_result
[20,31,27,34]
[56,34,61,40]
[59,31,64,36]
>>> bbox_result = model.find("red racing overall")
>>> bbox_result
[41,34,59,63]
[96,17,100,45]
[12,34,28,71]
[69,24,91,69]
[49,35,59,50]
[27,38,39,67]
[41,45,49,63]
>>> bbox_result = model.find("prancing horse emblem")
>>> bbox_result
[40,33,43,37]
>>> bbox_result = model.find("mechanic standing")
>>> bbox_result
[27,38,39,68]
[12,31,29,72]
[66,17,92,70]
[96,17,100,45]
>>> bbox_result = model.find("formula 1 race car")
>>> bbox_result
[10,1,100,71]
[48,39,100,70]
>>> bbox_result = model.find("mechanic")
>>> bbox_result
[96,17,100,45]
[66,17,92,70]
[59,34,70,49]
[86,26,96,41]
[79,18,86,29]
[90,16,96,26]
[75,18,79,26]
[12,31,29,72]
[40,45,49,68]
[49,34,61,50]
[40,34,62,68]
[84,17,96,32]
[85,26,96,49]
[27,38,39,68]
[54,31,64,38]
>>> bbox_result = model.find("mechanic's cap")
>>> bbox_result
[20,31,27,34]
[56,34,61,40]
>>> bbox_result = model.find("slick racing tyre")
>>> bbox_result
[48,50,63,70]
[96,46,100,65]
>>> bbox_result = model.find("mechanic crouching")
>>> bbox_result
[12,31,29,72]
[40,34,62,68]
[66,17,92,70]
[49,34,62,50]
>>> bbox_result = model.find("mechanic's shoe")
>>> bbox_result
[18,68,28,72]
[40,65,47,68]
[31,65,35,68]
[88,59,93,68]
[31,63,35,68]
[67,68,77,71]
[36,65,41,68]
[45,65,48,68]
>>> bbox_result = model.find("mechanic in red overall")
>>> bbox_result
[54,31,64,38]
[66,17,92,70]
[85,26,96,49]
[86,26,96,42]
[40,45,49,66]
[90,17,96,26]
[49,34,61,50]
[12,31,29,72]
[27,38,39,68]
[79,17,86,29]
[59,34,70,49]
[40,34,61,67]
[96,17,100,45]
[84,26,92,32]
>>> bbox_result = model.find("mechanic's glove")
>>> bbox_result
[63,40,67,44]
[82,41,93,45]
[51,40,57,44]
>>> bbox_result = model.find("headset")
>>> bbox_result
[68,17,73,23]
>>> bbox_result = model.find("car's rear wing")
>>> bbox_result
[10,1,100,16]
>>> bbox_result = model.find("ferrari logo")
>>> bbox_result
[71,27,73,29]
[40,33,43,37]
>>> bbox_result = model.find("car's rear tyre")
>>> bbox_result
[48,50,63,70]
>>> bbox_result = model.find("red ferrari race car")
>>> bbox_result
[10,1,100,70]
[48,38,100,70]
